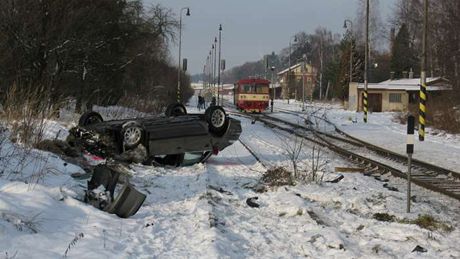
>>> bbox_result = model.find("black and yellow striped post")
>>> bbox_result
[419,0,428,141]
[363,87,368,123]
[418,75,427,141]
[363,0,369,123]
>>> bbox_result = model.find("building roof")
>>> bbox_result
[277,63,302,75]
[357,77,451,91]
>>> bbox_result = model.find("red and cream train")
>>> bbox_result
[233,78,270,113]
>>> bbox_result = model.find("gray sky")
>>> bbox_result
[143,0,396,74]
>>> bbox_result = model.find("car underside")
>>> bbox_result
[68,104,241,167]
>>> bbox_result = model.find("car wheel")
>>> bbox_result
[165,103,187,117]
[79,111,103,126]
[121,121,144,149]
[205,106,228,135]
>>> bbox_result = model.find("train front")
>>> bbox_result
[234,78,270,113]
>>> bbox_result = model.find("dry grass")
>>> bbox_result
[407,214,454,232]
[1,83,63,146]
[0,84,64,185]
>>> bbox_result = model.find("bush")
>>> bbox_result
[394,94,460,134]
[261,167,293,187]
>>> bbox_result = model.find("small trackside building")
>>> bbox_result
[348,77,452,112]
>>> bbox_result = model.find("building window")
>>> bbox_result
[389,93,402,103]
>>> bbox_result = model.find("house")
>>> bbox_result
[277,63,317,100]
[348,77,452,112]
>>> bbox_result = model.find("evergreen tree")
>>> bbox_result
[390,24,418,78]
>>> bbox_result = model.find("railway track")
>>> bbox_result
[228,107,460,201]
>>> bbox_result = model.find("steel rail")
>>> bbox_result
[241,111,460,201]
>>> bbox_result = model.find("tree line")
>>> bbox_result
[0,0,193,114]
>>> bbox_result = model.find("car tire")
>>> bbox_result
[205,106,228,136]
[165,103,187,117]
[121,121,144,149]
[79,111,103,126]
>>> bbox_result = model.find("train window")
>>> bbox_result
[255,84,269,94]
[242,84,252,93]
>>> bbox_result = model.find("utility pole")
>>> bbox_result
[319,36,323,100]
[302,55,306,111]
[363,0,369,123]
[419,0,428,141]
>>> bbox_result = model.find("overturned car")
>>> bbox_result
[68,104,241,166]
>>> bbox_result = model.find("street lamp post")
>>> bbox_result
[177,7,190,103]
[213,37,217,100]
[271,66,276,113]
[211,45,214,97]
[288,35,297,104]
[217,24,222,106]
[343,19,353,85]
[208,50,212,94]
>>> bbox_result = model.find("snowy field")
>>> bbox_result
[0,95,459,258]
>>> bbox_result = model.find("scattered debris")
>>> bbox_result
[35,139,80,157]
[373,213,396,222]
[144,222,154,228]
[113,144,147,164]
[383,183,399,192]
[208,185,233,195]
[334,167,365,173]
[307,210,329,226]
[325,174,344,183]
[253,183,268,193]
[85,164,146,218]
[412,245,427,253]
[373,176,389,182]
[246,197,260,208]
[209,213,226,228]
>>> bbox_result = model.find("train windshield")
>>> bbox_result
[255,84,269,94]
[240,83,269,94]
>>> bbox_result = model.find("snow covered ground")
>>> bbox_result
[0,96,459,258]
[270,99,460,173]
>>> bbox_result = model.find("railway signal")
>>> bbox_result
[406,115,415,213]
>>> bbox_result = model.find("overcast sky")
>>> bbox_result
[143,0,396,74]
